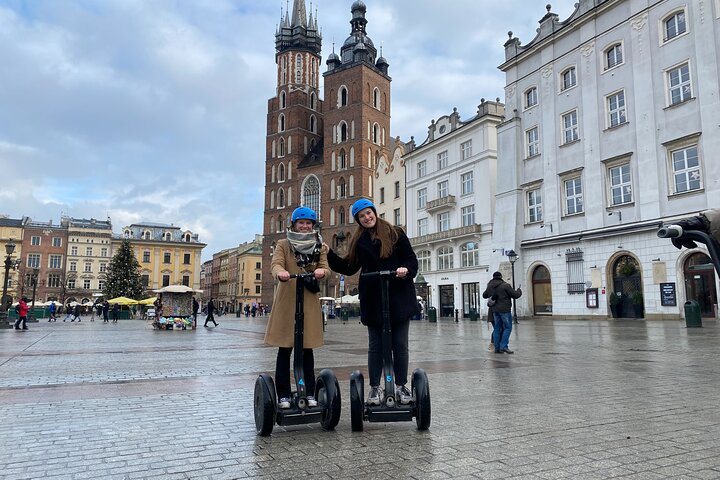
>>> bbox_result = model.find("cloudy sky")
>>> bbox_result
[0,0,577,261]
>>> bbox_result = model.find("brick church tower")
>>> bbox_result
[262,0,392,304]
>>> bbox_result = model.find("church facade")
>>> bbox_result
[262,1,394,304]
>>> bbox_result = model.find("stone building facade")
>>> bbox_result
[494,0,720,319]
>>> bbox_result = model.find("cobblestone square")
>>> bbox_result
[1,316,719,479]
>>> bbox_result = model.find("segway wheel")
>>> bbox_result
[317,369,341,431]
[412,368,431,431]
[254,374,276,436]
[349,370,365,432]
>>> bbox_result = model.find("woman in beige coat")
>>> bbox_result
[264,207,330,409]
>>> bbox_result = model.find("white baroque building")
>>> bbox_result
[493,0,720,320]
[404,101,504,318]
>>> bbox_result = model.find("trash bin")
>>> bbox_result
[427,306,437,323]
[469,308,478,322]
[684,300,702,328]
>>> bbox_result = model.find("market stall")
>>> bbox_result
[151,285,201,331]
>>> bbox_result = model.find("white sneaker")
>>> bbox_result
[395,385,413,404]
[307,396,318,407]
[278,397,291,409]
[367,386,381,406]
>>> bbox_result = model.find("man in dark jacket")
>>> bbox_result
[204,298,218,327]
[483,272,522,354]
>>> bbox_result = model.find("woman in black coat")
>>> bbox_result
[325,198,419,406]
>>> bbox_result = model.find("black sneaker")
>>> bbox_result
[501,348,514,354]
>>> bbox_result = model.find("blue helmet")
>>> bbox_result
[291,206,317,224]
[351,198,377,220]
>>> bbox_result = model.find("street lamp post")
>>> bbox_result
[507,249,519,324]
[30,268,39,321]
[1,240,17,321]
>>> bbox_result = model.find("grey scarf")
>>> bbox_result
[286,230,322,268]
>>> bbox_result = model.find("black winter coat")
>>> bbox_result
[483,278,522,313]
[327,229,420,327]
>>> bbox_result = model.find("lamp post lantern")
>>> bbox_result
[1,240,17,319]
[507,249,519,324]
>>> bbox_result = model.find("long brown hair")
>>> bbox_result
[346,216,401,264]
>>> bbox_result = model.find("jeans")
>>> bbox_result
[367,320,410,387]
[275,347,316,399]
[492,311,513,350]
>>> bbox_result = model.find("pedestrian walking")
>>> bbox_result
[71,303,81,322]
[112,303,120,323]
[13,297,29,330]
[483,272,522,354]
[48,301,57,322]
[244,304,250,317]
[264,206,328,409]
[102,300,109,323]
[90,303,97,322]
[324,198,420,406]
[192,297,199,328]
[204,297,218,327]
[63,304,74,322]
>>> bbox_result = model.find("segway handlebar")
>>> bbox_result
[656,225,683,239]
[288,272,317,279]
[360,270,397,278]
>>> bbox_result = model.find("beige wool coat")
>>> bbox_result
[264,239,330,349]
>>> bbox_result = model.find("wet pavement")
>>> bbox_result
[1,315,720,479]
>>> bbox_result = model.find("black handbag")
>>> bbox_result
[303,275,320,293]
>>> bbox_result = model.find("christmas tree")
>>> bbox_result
[104,239,145,299]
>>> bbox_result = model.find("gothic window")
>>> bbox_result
[373,87,380,109]
[339,86,348,107]
[310,115,316,133]
[339,122,348,142]
[280,56,287,84]
[278,114,285,132]
[310,92,317,110]
[302,175,320,214]
[278,163,285,182]
[280,90,286,109]
[339,207,346,225]
[338,178,347,199]
[279,138,285,157]
[295,53,303,84]
[339,149,347,169]
[372,123,380,144]
[278,189,285,208]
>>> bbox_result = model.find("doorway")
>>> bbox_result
[532,265,553,315]
[439,285,454,317]
[461,282,479,318]
[611,255,643,318]
[684,252,717,318]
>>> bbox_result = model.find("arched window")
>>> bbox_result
[339,207,346,225]
[310,92,317,110]
[532,265,553,315]
[124,230,131,238]
[271,165,276,183]
[302,175,320,214]
[310,115,316,133]
[338,178,347,198]
[143,230,151,240]
[278,163,285,182]
[339,86,348,107]
[287,162,292,179]
[279,138,285,157]
[280,90,286,109]
[339,123,348,142]
[330,208,336,226]
[278,114,285,132]
[373,87,380,109]
[270,190,275,208]
[461,242,479,267]
[373,123,380,144]
[280,56,287,84]
[417,250,431,272]
[437,246,454,270]
[184,233,191,242]
[295,53,303,84]
[278,188,285,208]
[164,232,171,241]
[339,149,347,169]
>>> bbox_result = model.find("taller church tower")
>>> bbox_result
[262,0,392,304]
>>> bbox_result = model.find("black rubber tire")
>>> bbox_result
[317,369,341,431]
[254,374,276,436]
[412,368,431,431]
[349,370,365,432]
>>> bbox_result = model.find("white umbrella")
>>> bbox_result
[154,285,197,294]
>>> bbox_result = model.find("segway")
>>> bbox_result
[658,222,720,276]
[254,272,341,436]
[349,270,431,432]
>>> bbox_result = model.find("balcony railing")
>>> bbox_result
[425,195,456,213]
[410,224,482,246]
